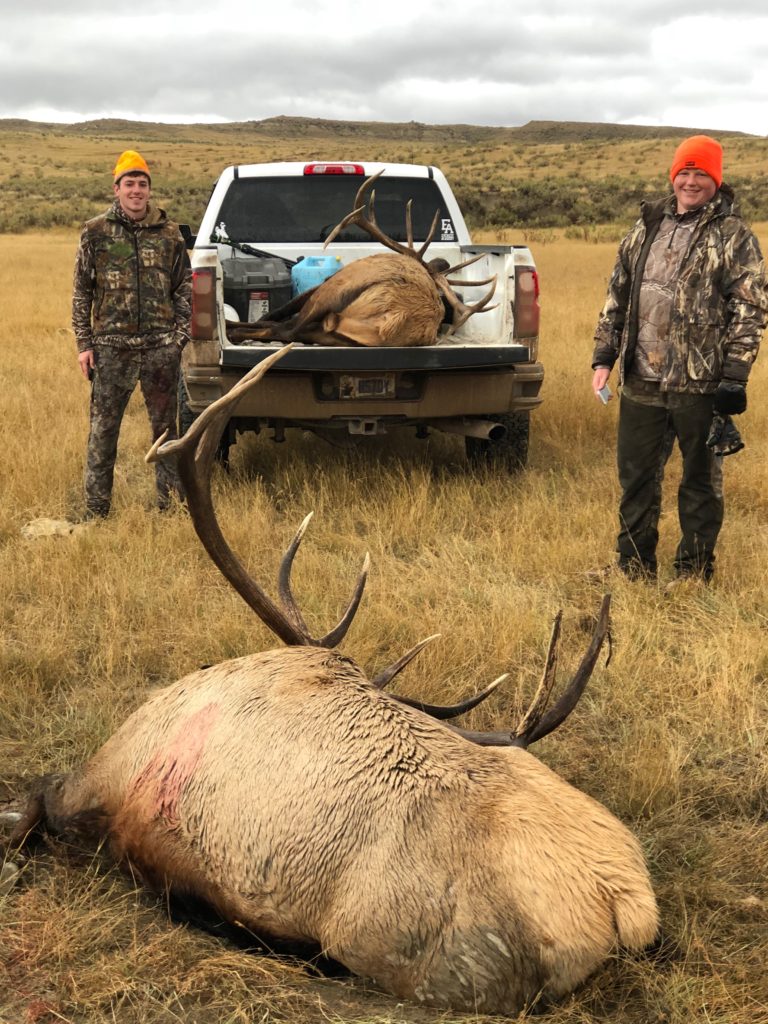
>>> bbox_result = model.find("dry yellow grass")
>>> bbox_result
[1,223,767,1023]
[1,120,765,184]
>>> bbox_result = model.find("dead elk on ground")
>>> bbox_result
[228,171,498,347]
[4,350,659,1016]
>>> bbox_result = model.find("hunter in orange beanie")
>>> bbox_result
[669,135,723,188]
[113,149,151,183]
[593,128,767,585]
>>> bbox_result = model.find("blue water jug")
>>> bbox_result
[291,254,343,296]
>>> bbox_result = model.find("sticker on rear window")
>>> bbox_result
[441,218,455,241]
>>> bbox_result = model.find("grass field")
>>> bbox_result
[0,206,767,1020]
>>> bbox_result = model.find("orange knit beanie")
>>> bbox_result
[669,135,722,188]
[113,150,151,183]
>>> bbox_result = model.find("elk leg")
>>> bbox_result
[0,860,21,895]
[279,324,355,346]
[6,790,45,848]
[257,287,317,324]
[321,313,386,347]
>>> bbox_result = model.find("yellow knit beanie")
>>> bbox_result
[113,150,151,183]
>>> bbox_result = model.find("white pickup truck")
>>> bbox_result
[183,161,543,468]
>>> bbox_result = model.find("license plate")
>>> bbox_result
[339,374,396,399]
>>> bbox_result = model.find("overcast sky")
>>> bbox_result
[2,0,767,135]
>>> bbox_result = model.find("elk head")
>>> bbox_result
[229,173,498,348]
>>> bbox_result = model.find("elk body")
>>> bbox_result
[229,173,497,348]
[8,352,659,1016]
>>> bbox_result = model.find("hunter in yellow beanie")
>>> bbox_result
[113,150,151,183]
[669,135,723,188]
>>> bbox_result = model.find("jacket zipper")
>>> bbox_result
[132,228,141,332]
[662,207,722,387]
[623,204,720,384]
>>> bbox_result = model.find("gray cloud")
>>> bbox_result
[2,2,767,134]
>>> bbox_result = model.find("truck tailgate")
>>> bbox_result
[220,345,533,371]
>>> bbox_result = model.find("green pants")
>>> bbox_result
[85,344,182,516]
[617,390,723,577]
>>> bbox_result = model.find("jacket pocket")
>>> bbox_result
[684,320,724,383]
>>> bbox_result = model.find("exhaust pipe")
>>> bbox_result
[426,418,507,441]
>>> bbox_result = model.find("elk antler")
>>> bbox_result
[323,172,499,333]
[323,171,441,260]
[432,270,499,334]
[371,635,510,719]
[146,348,369,648]
[448,595,611,749]
[371,634,442,689]
[394,674,509,721]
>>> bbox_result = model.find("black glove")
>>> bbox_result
[706,413,744,457]
[713,380,747,415]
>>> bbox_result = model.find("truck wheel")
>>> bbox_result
[178,378,196,436]
[178,379,231,467]
[465,412,530,471]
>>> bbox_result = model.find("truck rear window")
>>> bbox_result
[214,175,457,244]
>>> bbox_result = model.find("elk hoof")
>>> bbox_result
[0,861,21,896]
[0,810,22,830]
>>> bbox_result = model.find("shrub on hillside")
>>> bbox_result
[457,174,768,233]
[3,164,768,235]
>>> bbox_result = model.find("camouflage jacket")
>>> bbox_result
[72,201,192,353]
[592,185,767,392]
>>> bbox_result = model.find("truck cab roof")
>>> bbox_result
[218,161,438,179]
[197,162,470,248]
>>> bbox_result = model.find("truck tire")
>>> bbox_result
[465,412,530,471]
[178,378,231,466]
[178,378,197,436]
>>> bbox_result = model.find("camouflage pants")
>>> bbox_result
[617,387,723,577]
[85,345,182,515]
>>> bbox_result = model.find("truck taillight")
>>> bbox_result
[303,163,365,175]
[191,267,215,340]
[513,267,540,340]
